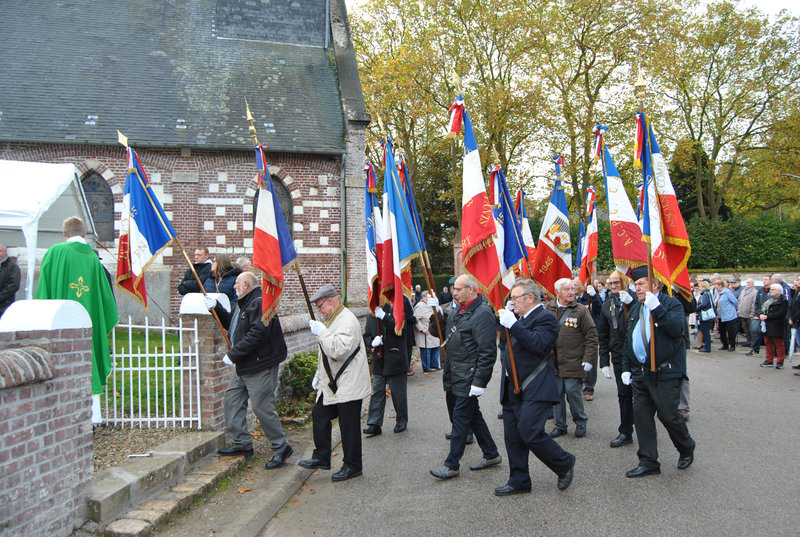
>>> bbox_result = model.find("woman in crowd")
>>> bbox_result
[759,283,788,369]
[714,280,739,351]
[203,254,242,309]
[696,280,714,353]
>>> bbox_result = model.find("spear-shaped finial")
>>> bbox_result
[450,70,463,94]
[245,98,260,146]
[117,130,129,148]
[376,114,387,139]
[492,145,501,167]
[635,68,647,105]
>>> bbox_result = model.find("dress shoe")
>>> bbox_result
[557,455,575,491]
[746,350,757,356]
[265,444,293,469]
[445,432,452,440]
[494,484,531,496]
[791,363,800,370]
[719,346,729,351]
[298,458,331,470]
[625,465,660,478]
[677,453,694,470]
[363,424,382,436]
[698,349,710,353]
[393,424,407,433]
[218,445,254,457]
[331,466,362,482]
[610,433,633,448]
[430,465,459,479]
[574,424,586,438]
[469,456,501,470]
[583,393,594,401]
[728,347,736,352]
[497,411,504,419]
[548,427,567,438]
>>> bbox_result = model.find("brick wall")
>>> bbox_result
[0,328,94,537]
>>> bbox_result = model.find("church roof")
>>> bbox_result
[0,0,352,154]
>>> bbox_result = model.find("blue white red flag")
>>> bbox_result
[446,94,465,138]
[594,124,647,275]
[380,137,422,333]
[576,220,585,272]
[514,189,536,277]
[397,151,426,252]
[578,185,598,286]
[253,145,298,323]
[365,162,384,314]
[531,155,572,296]
[489,164,526,297]
[116,147,177,308]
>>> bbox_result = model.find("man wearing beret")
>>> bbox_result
[621,266,695,478]
[299,284,371,482]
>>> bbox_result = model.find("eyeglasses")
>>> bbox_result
[608,281,621,286]
[314,298,330,308]
[509,293,529,302]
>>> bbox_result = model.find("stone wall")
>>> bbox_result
[0,328,94,537]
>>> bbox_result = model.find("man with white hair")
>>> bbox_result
[545,277,598,439]
[737,279,758,349]
[236,256,253,272]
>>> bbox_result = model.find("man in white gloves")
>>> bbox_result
[430,275,501,480]
[209,272,293,470]
[545,278,598,439]
[299,284,371,482]
[620,266,695,478]
[597,270,635,448]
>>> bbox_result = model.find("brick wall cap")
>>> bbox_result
[0,300,91,331]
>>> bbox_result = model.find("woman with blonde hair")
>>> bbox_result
[695,280,714,353]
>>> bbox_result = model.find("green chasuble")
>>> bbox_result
[35,241,119,394]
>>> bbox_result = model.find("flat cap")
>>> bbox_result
[629,266,649,282]
[310,284,338,303]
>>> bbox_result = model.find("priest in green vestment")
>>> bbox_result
[36,217,119,421]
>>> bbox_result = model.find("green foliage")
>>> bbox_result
[280,351,319,401]
[686,215,800,269]
[412,273,456,292]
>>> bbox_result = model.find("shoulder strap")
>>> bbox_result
[331,345,362,389]
[558,306,576,327]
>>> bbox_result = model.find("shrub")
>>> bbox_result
[280,350,318,401]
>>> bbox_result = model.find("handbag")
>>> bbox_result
[700,308,716,321]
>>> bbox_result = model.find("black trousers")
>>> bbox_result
[632,377,695,469]
[311,395,363,471]
[719,319,739,349]
[613,361,634,436]
[444,395,499,470]
[501,378,572,490]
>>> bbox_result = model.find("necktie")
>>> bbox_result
[633,306,650,364]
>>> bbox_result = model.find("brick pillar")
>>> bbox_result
[183,313,232,430]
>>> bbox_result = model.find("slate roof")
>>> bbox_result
[0,0,349,154]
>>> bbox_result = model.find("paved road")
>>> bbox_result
[262,347,800,537]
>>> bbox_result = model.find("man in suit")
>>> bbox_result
[495,278,575,495]
[621,266,695,478]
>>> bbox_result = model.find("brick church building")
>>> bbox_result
[0,0,370,318]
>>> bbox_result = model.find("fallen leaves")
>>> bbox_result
[237,487,251,494]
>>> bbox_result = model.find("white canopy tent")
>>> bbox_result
[0,160,97,299]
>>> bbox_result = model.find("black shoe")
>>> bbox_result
[393,424,407,433]
[331,466,362,482]
[445,432,452,440]
[363,424,382,436]
[677,453,694,470]
[776,362,784,370]
[791,364,800,370]
[728,347,736,352]
[719,346,729,351]
[557,455,575,491]
[746,350,757,356]
[760,360,774,368]
[625,465,660,478]
[466,433,474,445]
[218,445,254,457]
[548,428,567,438]
[574,424,586,438]
[298,458,331,470]
[698,349,711,353]
[494,484,531,496]
[610,433,633,448]
[497,411,503,419]
[265,444,293,469]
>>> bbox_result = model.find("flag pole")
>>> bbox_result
[635,71,657,373]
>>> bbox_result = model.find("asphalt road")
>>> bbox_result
[261,346,800,537]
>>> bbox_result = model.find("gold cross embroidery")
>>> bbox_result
[69,276,90,298]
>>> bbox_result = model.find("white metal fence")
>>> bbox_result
[102,316,201,429]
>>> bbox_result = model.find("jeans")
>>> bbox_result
[419,347,440,370]
[698,319,713,351]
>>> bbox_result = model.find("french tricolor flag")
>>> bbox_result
[578,186,598,286]
[489,164,525,299]
[253,145,297,323]
[531,155,572,297]
[515,189,536,277]
[365,162,383,314]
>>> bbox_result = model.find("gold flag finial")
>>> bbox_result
[635,68,647,102]
[492,145,500,166]
[117,130,129,148]
[245,98,259,146]
[450,70,462,93]
[376,114,387,139]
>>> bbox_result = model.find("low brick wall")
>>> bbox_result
[0,329,94,537]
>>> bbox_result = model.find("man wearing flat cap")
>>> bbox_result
[299,284,371,482]
[620,266,695,478]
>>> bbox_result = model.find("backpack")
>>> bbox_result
[428,309,446,340]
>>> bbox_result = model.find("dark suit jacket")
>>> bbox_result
[500,304,560,404]
[622,291,686,382]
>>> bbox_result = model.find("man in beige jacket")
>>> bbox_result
[299,284,371,482]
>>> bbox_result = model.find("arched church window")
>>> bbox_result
[252,176,293,237]
[81,172,114,242]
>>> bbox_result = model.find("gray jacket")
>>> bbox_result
[441,294,497,397]
[737,286,757,318]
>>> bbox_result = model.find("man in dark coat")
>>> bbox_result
[178,246,213,295]
[363,303,409,435]
[208,272,293,470]
[0,244,21,317]
[597,270,636,448]
[495,278,576,496]
[621,266,695,478]
[430,274,501,480]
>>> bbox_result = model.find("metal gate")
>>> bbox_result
[102,316,201,429]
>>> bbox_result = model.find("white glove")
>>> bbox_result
[644,292,660,311]
[371,335,383,347]
[428,297,439,307]
[374,307,386,320]
[619,290,634,305]
[222,354,234,366]
[587,285,596,297]
[621,371,632,385]
[581,361,593,372]
[601,366,612,379]
[203,296,217,310]
[468,385,485,397]
[498,308,516,329]
[435,305,443,314]
[312,376,320,390]
[309,319,325,335]
[505,301,515,312]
